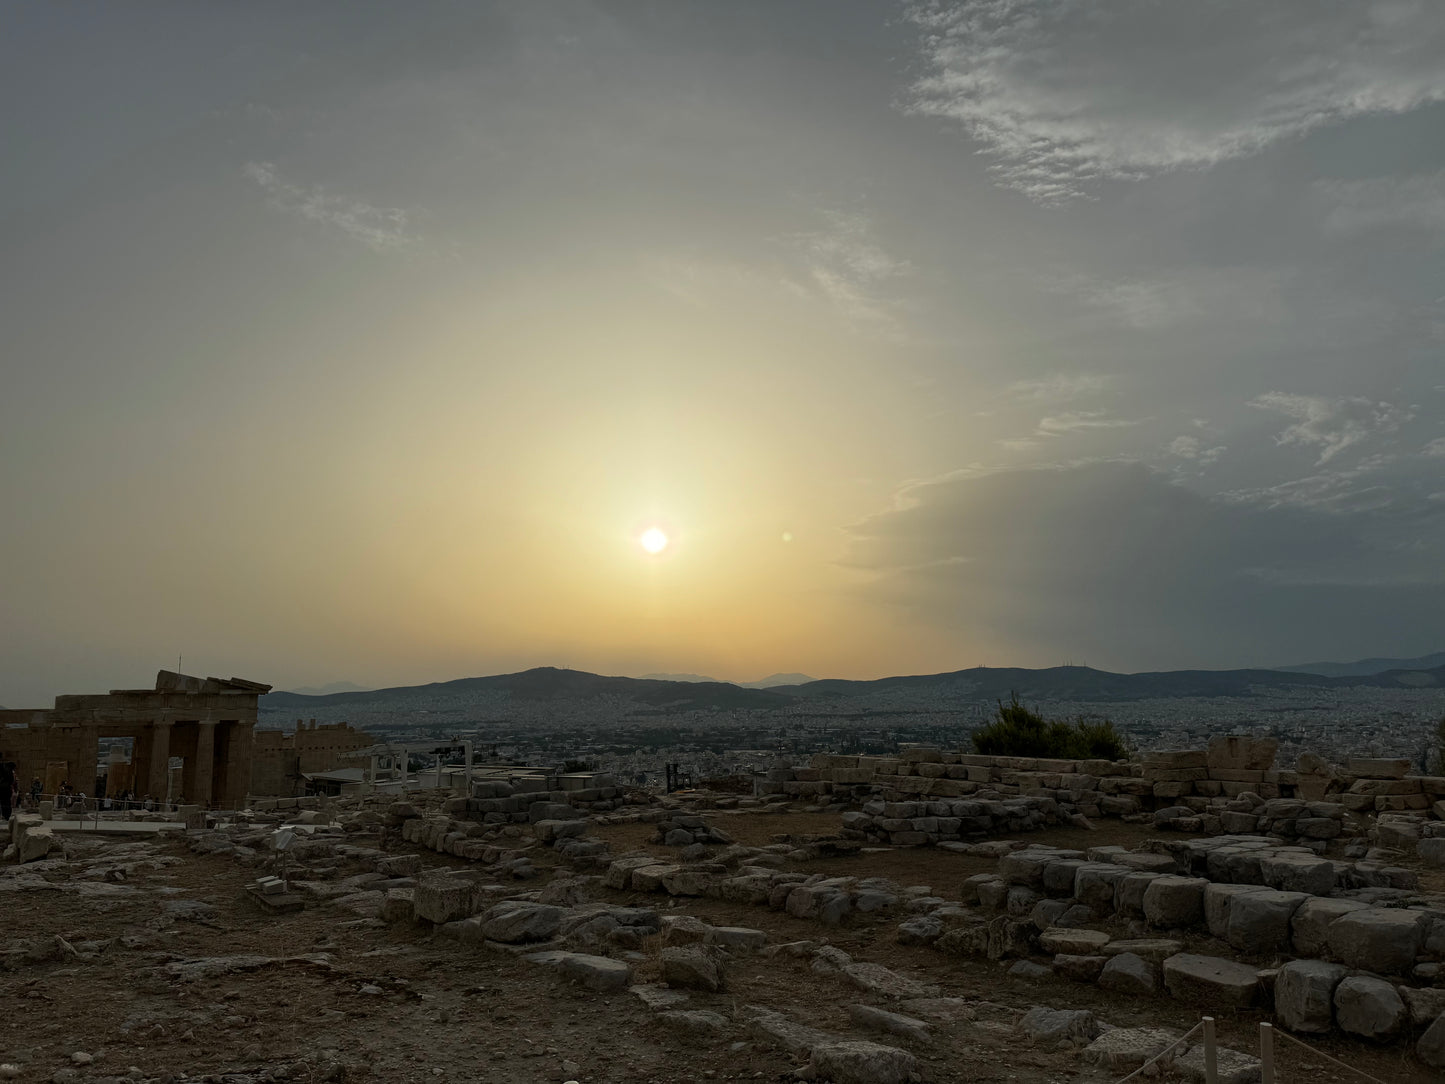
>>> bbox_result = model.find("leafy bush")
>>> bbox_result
[971,694,1128,760]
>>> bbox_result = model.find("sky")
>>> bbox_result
[3,1,1444,704]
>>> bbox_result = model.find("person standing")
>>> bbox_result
[0,762,14,820]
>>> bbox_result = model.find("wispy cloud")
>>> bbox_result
[1007,372,1112,401]
[791,209,912,329]
[1169,435,1227,466]
[1424,437,1445,458]
[903,1,1445,203]
[244,162,417,252]
[1249,392,1412,465]
[1036,410,1139,437]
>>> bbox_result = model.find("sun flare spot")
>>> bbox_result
[639,526,670,555]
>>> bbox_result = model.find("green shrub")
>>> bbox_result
[971,694,1128,760]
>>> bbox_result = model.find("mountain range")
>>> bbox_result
[262,654,1445,714]
[1273,651,1445,678]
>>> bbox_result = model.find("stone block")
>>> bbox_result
[1163,953,1259,1008]
[1226,890,1307,955]
[412,876,477,925]
[1204,883,1267,940]
[1019,1006,1099,1042]
[1420,1014,1445,1070]
[1039,928,1110,955]
[1103,938,1184,963]
[1334,975,1406,1040]
[1115,871,1162,916]
[1143,876,1207,928]
[1143,751,1208,771]
[1073,863,1128,912]
[1347,758,1409,779]
[1098,952,1157,995]
[1172,1045,1261,1084]
[1274,960,1346,1033]
[660,945,722,991]
[480,901,566,943]
[1290,897,1369,956]
[809,1041,917,1084]
[1327,908,1426,974]
[1083,1027,1189,1071]
[1259,853,1335,896]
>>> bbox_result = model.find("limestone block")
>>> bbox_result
[846,1004,931,1044]
[1143,751,1208,771]
[1041,858,1087,896]
[1418,838,1445,868]
[1039,928,1110,955]
[1419,1014,1445,1070]
[1401,986,1445,1026]
[1349,779,1421,796]
[707,926,767,953]
[480,901,566,943]
[1334,975,1406,1040]
[605,856,661,890]
[896,915,943,946]
[1018,1006,1099,1042]
[380,888,415,924]
[1115,871,1163,916]
[1204,883,1268,940]
[808,1040,917,1084]
[1274,960,1347,1033]
[1083,1027,1189,1071]
[412,876,478,925]
[632,864,681,893]
[1327,908,1427,974]
[1172,1045,1261,1084]
[660,945,722,991]
[1103,938,1185,963]
[1226,890,1307,955]
[526,950,632,993]
[1259,852,1335,896]
[997,850,1054,888]
[1290,897,1369,956]
[1142,876,1208,928]
[1098,952,1157,996]
[1294,817,1341,840]
[1074,863,1128,912]
[1162,953,1259,1008]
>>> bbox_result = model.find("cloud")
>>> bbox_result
[1248,392,1412,464]
[843,461,1445,667]
[1007,372,1113,400]
[1169,435,1226,466]
[903,1,1445,202]
[1036,410,1138,436]
[243,162,417,251]
[790,209,912,329]
[1317,171,1445,235]
[1425,437,1445,457]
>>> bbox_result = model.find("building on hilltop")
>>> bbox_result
[0,669,270,806]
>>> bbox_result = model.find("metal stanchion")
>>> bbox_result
[1202,1017,1218,1084]
[1259,1022,1275,1084]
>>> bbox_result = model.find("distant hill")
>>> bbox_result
[639,672,721,684]
[284,681,374,696]
[260,661,1445,718]
[1274,652,1445,678]
[742,673,816,689]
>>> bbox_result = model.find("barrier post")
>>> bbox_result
[1202,1017,1218,1084]
[1259,1022,1274,1084]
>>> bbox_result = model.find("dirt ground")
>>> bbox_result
[1,815,1440,1084]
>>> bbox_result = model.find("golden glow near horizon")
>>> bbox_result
[639,526,670,555]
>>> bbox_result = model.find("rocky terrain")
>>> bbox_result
[5,784,1445,1084]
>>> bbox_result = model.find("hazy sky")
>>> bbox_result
[4,1,1444,704]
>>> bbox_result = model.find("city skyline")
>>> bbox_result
[4,2,1444,706]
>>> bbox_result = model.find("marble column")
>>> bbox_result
[193,720,217,806]
[147,719,172,800]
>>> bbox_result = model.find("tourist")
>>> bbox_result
[0,761,13,819]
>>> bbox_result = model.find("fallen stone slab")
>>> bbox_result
[523,950,632,993]
[1098,952,1157,995]
[1274,959,1347,1034]
[1052,954,1106,983]
[631,983,688,1010]
[1082,1027,1188,1071]
[1259,852,1335,896]
[896,915,943,945]
[1162,954,1259,1009]
[1226,890,1307,955]
[809,1040,918,1084]
[1334,975,1406,1040]
[1419,1013,1445,1069]
[1018,1006,1098,1043]
[706,926,767,952]
[1289,897,1368,956]
[847,1004,931,1043]
[1039,928,1110,956]
[1173,1044,1261,1084]
[660,945,722,991]
[1101,938,1184,964]
[479,902,566,944]
[842,961,940,999]
[1142,875,1207,928]
[745,1007,834,1055]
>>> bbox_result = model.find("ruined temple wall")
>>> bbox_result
[249,721,373,797]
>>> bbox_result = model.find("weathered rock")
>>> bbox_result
[896,914,943,946]
[1115,871,1162,916]
[1290,897,1368,956]
[1274,960,1346,1033]
[1162,954,1259,1008]
[1018,1006,1098,1043]
[1225,890,1307,955]
[658,1009,728,1036]
[412,876,477,925]
[1008,960,1051,981]
[480,902,566,944]
[1173,1045,1261,1084]
[1083,1027,1188,1070]
[1400,986,1445,1026]
[1098,952,1157,995]
[1418,1013,1445,1069]
[660,946,722,991]
[1142,876,1207,928]
[1038,928,1110,956]
[1204,883,1266,940]
[1101,938,1184,964]
[380,888,414,924]
[809,1040,918,1084]
[842,961,940,999]
[1259,853,1335,896]
[1334,975,1406,1040]
[847,1004,931,1043]
[1074,864,1127,913]
[524,950,632,993]
[706,926,767,953]
[1327,908,1426,974]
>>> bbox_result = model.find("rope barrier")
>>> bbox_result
[1272,1024,1394,1084]
[1112,1019,1203,1084]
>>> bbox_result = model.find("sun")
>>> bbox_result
[639,526,669,554]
